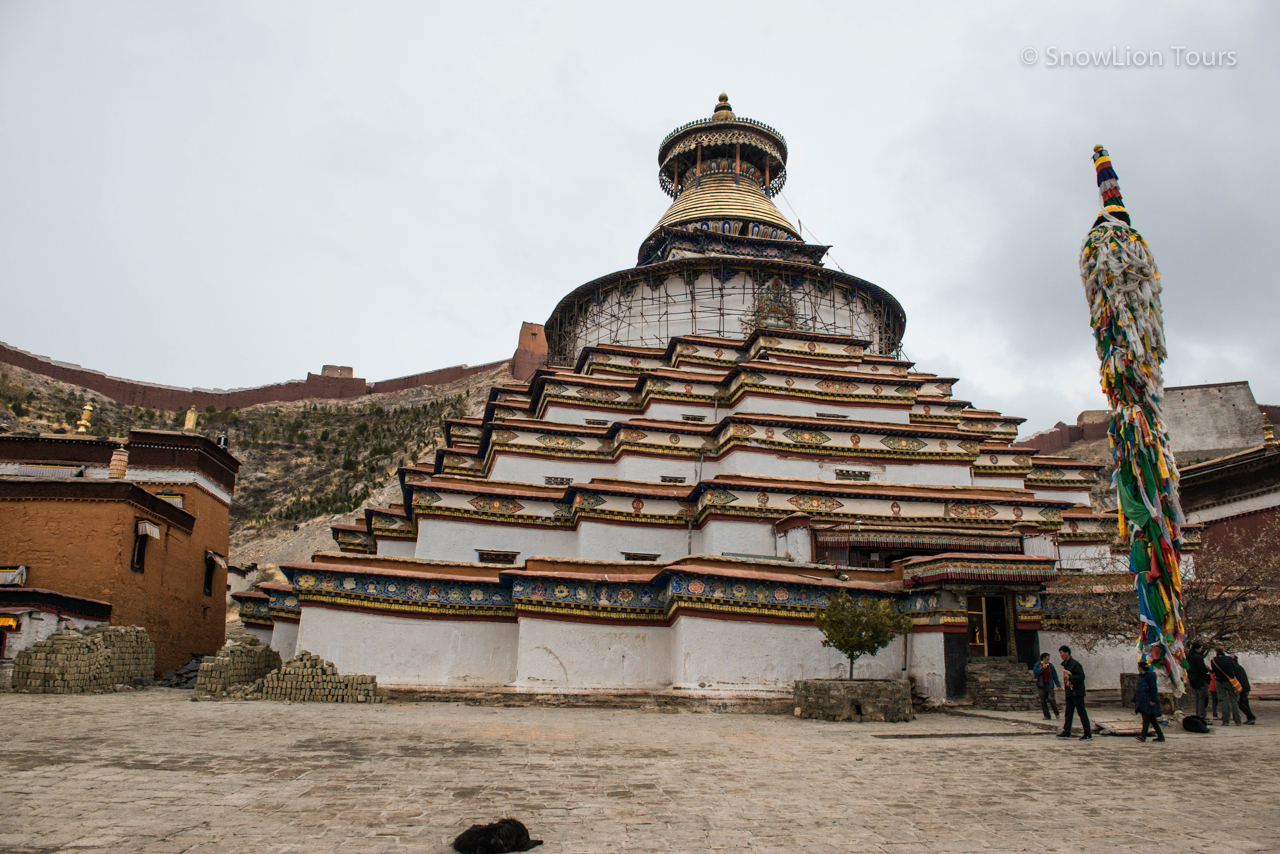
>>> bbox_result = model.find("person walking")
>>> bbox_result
[1187,642,1210,719]
[1132,661,1165,742]
[1211,647,1243,726]
[1033,652,1060,720]
[1056,645,1092,741]
[1232,655,1257,725]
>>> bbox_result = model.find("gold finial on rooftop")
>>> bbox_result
[184,405,199,431]
[712,92,735,122]
[1093,144,1105,153]
[1264,414,1276,448]
[75,401,94,434]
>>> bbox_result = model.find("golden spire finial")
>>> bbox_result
[1264,414,1276,448]
[184,405,199,431]
[75,401,94,434]
[712,93,735,122]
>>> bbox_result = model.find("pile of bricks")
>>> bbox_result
[194,640,282,699]
[11,627,155,694]
[89,626,155,687]
[240,651,382,703]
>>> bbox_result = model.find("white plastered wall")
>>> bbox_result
[245,625,273,645]
[489,445,970,487]
[270,621,300,661]
[574,520,690,561]
[669,616,857,691]
[908,631,947,704]
[701,518,777,557]
[376,539,417,559]
[296,606,518,687]
[415,518,576,562]
[514,617,672,689]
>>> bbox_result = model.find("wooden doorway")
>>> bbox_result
[966,595,1009,657]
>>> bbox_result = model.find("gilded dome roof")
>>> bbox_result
[649,173,798,238]
[650,95,798,240]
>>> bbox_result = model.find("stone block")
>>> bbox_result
[792,679,913,723]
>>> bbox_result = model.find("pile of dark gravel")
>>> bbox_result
[156,656,204,689]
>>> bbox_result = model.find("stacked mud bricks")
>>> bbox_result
[194,641,282,699]
[250,651,382,703]
[12,626,155,694]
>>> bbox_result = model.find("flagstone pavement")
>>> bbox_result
[1,689,1276,853]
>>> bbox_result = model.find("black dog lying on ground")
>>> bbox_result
[452,818,543,853]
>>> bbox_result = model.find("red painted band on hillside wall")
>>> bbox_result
[0,340,506,412]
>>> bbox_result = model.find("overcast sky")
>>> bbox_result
[1,2,1276,435]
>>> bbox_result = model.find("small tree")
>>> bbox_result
[815,592,913,679]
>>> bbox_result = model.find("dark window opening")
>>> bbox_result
[203,556,216,596]
[813,542,886,569]
[681,414,706,422]
[835,469,871,481]
[476,550,519,565]
[131,532,147,573]
[622,552,660,561]
[544,476,572,486]
[660,475,687,484]
[585,419,609,426]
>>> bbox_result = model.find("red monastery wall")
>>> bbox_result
[0,340,507,412]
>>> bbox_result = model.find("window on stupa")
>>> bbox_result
[476,550,520,565]
[622,552,660,562]
[660,475,687,483]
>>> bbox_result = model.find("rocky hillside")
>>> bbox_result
[0,359,508,565]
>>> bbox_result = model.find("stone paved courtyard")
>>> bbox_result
[1,690,1277,853]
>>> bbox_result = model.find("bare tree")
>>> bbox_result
[1045,514,1280,654]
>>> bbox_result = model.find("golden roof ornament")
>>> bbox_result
[1264,414,1276,448]
[712,93,735,122]
[184,405,199,431]
[75,401,94,434]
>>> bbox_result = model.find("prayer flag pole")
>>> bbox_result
[1079,145,1188,693]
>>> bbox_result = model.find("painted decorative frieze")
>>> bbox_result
[947,503,998,520]
[468,496,526,514]
[788,494,844,512]
[783,428,830,445]
[536,434,585,449]
[881,436,927,452]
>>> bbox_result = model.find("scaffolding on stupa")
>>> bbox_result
[545,264,905,367]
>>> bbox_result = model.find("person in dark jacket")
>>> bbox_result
[1232,656,1257,724]
[1211,647,1243,725]
[1056,646,1092,741]
[1132,661,1165,742]
[1186,642,1210,719]
[1033,652,1061,720]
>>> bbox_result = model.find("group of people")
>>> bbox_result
[1030,642,1258,743]
[1186,641,1258,726]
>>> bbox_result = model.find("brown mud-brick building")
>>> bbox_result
[0,429,239,673]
